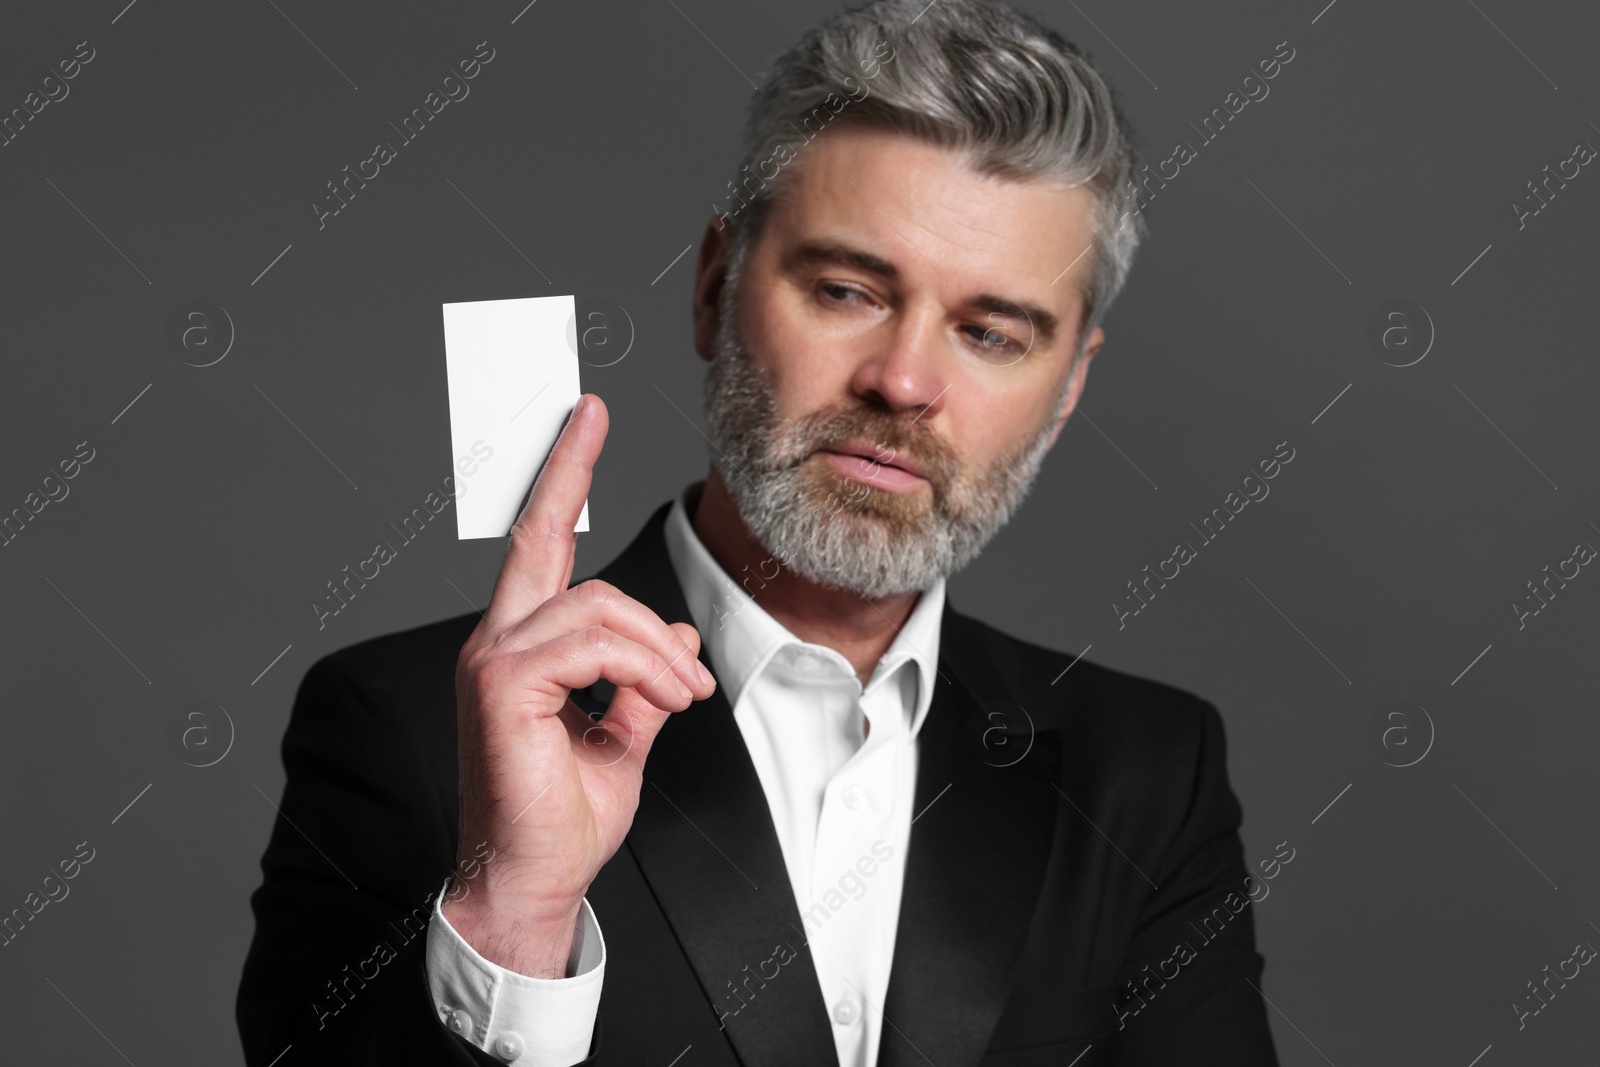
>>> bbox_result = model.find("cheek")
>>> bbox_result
[752,288,876,403]
[947,393,1008,463]
[758,336,855,422]
[761,358,829,428]
[956,387,1053,473]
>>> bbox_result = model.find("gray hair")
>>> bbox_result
[717,0,1146,357]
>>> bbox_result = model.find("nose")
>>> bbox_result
[846,299,949,421]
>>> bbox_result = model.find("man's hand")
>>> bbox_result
[442,393,717,978]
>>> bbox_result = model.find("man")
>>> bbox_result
[238,1,1280,1064]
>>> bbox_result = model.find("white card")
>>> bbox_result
[442,294,589,539]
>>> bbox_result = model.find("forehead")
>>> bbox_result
[758,125,1097,320]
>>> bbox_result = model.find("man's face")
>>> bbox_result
[698,125,1105,598]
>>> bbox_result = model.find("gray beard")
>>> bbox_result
[700,272,1065,600]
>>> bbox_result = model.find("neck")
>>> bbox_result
[689,471,923,685]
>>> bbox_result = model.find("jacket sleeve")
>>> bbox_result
[235,649,599,1066]
[1105,699,1281,1066]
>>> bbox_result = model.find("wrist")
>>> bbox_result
[441,892,582,979]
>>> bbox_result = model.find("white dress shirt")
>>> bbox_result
[426,486,945,1067]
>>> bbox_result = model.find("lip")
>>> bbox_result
[819,443,930,495]
[823,440,927,480]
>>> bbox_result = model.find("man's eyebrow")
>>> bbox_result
[783,239,900,280]
[970,294,1058,347]
[783,238,1061,347]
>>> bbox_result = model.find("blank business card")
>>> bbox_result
[442,294,589,539]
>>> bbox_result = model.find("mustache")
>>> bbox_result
[786,407,956,486]
[710,319,956,489]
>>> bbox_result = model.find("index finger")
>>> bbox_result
[482,393,607,631]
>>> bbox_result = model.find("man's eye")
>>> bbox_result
[818,283,868,306]
[965,324,1019,354]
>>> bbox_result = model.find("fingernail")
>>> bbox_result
[695,659,715,689]
[675,676,693,700]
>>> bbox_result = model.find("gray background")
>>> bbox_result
[2,0,1597,1063]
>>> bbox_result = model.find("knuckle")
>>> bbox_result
[457,642,489,681]
[508,511,572,555]
[540,514,576,548]
[577,578,621,606]
[468,654,514,702]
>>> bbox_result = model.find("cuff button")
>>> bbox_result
[494,1031,525,1061]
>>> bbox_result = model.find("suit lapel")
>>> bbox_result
[877,605,1063,1067]
[587,503,840,1066]
[579,502,1063,1067]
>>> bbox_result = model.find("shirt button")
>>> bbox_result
[842,785,866,810]
[794,652,819,674]
[833,998,859,1025]
[444,1007,473,1037]
[493,1032,525,1061]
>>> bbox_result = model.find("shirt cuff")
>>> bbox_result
[424,877,605,1066]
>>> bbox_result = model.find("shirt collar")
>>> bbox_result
[662,483,945,739]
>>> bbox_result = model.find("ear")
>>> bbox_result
[691,217,733,363]
[1045,325,1103,450]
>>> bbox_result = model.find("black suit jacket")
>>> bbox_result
[238,500,1279,1066]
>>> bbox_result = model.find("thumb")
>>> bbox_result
[671,620,704,665]
[603,621,708,769]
